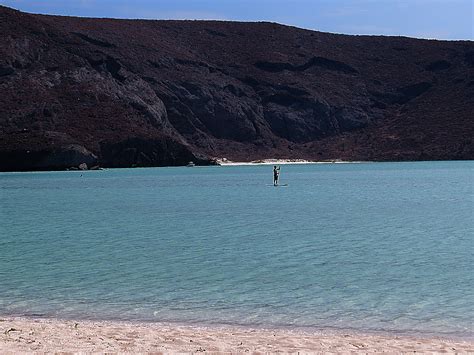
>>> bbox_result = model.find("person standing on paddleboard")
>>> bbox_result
[273,165,280,186]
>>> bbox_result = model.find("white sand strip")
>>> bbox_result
[215,158,367,166]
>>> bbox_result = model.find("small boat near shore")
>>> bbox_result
[186,161,195,167]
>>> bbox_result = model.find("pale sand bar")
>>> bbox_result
[215,158,362,166]
[1,317,472,353]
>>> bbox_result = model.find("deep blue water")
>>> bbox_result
[0,162,473,337]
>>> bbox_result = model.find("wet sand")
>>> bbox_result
[1,317,472,353]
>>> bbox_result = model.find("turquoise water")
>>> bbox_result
[0,162,473,337]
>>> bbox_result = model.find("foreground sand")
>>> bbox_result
[1,317,472,353]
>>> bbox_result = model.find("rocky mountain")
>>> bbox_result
[0,5,473,171]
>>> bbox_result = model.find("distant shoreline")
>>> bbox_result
[0,316,472,352]
[0,160,471,173]
[215,158,368,166]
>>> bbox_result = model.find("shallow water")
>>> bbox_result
[0,161,473,337]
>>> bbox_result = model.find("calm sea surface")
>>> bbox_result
[1,162,473,337]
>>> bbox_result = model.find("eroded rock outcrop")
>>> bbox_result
[0,144,97,171]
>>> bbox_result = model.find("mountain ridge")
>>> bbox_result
[0,5,473,170]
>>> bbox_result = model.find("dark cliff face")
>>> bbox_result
[0,6,473,170]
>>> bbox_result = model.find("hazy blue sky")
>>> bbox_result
[1,0,472,40]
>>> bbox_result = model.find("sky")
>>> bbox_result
[1,0,472,40]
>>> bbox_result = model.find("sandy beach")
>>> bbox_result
[214,158,363,166]
[0,317,472,353]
